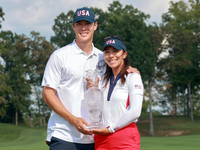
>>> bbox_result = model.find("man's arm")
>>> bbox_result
[43,86,92,135]
[127,66,141,75]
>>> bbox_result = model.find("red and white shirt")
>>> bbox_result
[100,73,144,132]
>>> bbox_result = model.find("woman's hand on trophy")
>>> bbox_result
[86,78,93,90]
[86,77,100,90]
[91,128,111,135]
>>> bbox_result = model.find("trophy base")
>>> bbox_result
[86,122,105,129]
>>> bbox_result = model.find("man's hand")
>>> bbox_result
[127,66,141,76]
[43,87,93,135]
[70,116,93,135]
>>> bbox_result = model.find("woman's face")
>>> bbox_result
[103,46,127,71]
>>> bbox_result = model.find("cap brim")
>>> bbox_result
[103,44,122,51]
[73,18,95,23]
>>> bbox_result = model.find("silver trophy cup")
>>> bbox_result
[84,69,104,129]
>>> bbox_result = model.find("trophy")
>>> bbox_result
[84,69,104,129]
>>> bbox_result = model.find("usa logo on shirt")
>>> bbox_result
[135,85,141,89]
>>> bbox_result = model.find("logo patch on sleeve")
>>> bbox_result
[135,85,142,89]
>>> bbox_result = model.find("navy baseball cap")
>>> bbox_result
[103,36,126,51]
[73,7,96,23]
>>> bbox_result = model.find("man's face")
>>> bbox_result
[72,20,97,44]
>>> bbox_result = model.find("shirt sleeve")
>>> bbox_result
[41,52,62,90]
[128,73,143,96]
[110,73,144,132]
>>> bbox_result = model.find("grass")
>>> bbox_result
[0,115,200,150]
[0,123,48,150]
[141,135,200,150]
[138,115,200,136]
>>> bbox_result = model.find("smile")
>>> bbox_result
[109,60,117,63]
[80,33,88,36]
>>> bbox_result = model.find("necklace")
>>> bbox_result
[111,73,121,84]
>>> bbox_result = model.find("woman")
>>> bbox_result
[92,35,144,150]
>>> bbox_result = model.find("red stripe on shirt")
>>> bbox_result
[126,95,130,109]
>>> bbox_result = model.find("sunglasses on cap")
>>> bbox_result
[103,35,126,51]
[104,35,124,42]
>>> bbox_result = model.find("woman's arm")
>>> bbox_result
[91,94,143,135]
[92,73,143,135]
[109,94,143,133]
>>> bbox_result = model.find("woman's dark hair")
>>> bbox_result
[103,57,130,88]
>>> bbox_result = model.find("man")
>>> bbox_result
[42,7,139,150]
[42,7,103,150]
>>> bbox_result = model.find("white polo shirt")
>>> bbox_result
[100,73,144,131]
[42,40,104,143]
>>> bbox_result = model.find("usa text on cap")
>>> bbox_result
[103,38,126,51]
[73,7,96,23]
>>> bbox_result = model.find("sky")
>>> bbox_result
[0,0,189,41]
